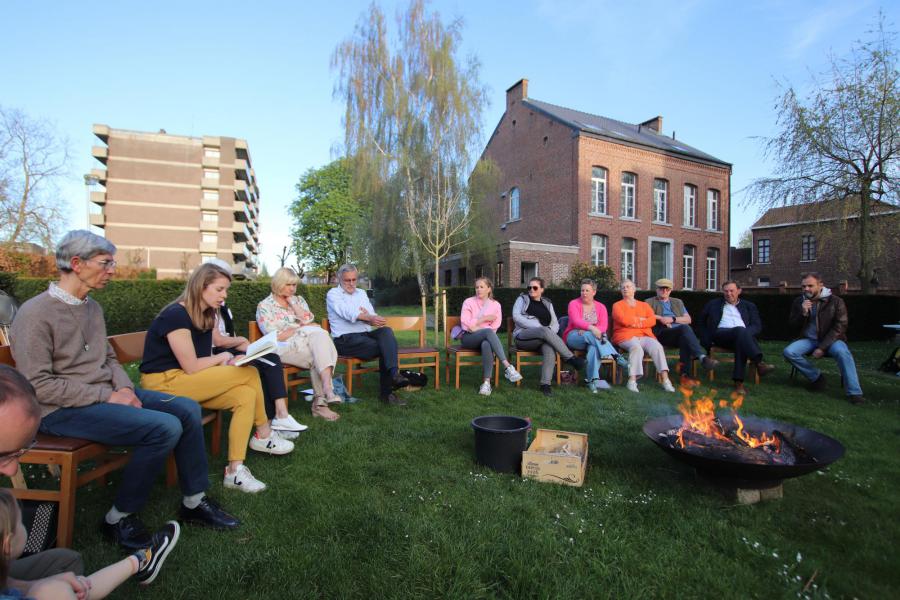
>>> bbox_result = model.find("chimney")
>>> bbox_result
[639,116,663,133]
[506,79,528,111]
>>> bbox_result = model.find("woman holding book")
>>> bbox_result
[256,268,340,421]
[141,263,293,495]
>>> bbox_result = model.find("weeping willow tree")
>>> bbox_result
[332,0,490,339]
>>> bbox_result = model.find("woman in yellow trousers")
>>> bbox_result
[140,263,293,493]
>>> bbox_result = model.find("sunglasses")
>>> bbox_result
[528,285,541,291]
[0,438,37,466]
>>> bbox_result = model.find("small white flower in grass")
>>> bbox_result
[772,552,779,558]
[568,538,574,543]
[796,552,802,562]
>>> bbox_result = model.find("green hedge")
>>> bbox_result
[442,286,898,341]
[6,277,332,337]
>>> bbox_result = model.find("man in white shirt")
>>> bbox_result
[698,281,775,393]
[325,264,408,405]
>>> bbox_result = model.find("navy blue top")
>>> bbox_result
[140,303,212,373]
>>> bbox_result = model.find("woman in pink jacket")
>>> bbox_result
[458,277,523,396]
[562,278,625,392]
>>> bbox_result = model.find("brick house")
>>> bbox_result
[732,199,900,290]
[445,79,731,290]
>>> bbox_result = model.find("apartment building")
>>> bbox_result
[89,125,260,278]
[445,79,731,290]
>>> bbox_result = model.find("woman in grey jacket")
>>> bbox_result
[512,278,585,396]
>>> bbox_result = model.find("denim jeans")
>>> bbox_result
[783,339,863,396]
[566,330,616,382]
[655,324,705,375]
[39,388,209,513]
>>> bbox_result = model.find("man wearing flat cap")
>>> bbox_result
[645,278,717,382]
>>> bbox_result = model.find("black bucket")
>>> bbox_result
[471,415,531,474]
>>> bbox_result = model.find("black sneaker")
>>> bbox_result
[179,496,240,530]
[810,373,827,392]
[380,392,408,406]
[848,395,865,405]
[102,514,152,551]
[565,356,586,371]
[391,372,411,390]
[133,521,180,585]
[700,355,719,371]
[540,384,552,397]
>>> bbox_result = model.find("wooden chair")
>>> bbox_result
[323,317,440,395]
[444,316,499,389]
[1,345,131,548]
[506,318,561,386]
[706,346,761,384]
[107,332,222,487]
[247,321,312,402]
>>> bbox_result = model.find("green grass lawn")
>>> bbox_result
[21,332,900,598]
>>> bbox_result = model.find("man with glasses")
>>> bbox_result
[10,230,238,551]
[326,264,409,405]
[0,364,88,593]
[645,278,718,383]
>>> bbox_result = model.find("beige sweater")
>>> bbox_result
[10,291,133,417]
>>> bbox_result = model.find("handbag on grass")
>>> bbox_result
[19,500,58,556]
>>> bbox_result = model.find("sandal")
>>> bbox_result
[324,395,343,405]
[312,401,340,421]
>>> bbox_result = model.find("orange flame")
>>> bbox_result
[675,380,780,451]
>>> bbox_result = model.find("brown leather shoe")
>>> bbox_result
[848,395,865,405]
[809,373,827,392]
[733,382,749,396]
[755,362,775,377]
[380,392,407,406]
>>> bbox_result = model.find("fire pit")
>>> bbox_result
[643,384,844,501]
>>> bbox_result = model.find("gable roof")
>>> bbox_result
[521,98,730,167]
[751,197,900,229]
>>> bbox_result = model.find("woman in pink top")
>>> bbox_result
[458,277,523,396]
[562,278,623,392]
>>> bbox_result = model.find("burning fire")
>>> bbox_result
[675,381,780,451]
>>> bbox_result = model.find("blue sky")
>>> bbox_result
[3,0,895,273]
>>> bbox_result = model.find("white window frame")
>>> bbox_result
[683,184,697,228]
[203,168,219,181]
[203,190,219,201]
[620,238,636,283]
[591,234,608,266]
[706,248,719,291]
[201,210,218,224]
[509,187,520,221]
[707,189,720,231]
[682,245,695,290]
[520,261,538,284]
[653,179,668,223]
[647,236,674,288]
[620,173,636,219]
[757,238,770,264]
[204,148,220,159]
[591,167,607,215]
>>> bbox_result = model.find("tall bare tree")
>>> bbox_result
[0,107,69,248]
[332,0,489,336]
[747,17,899,293]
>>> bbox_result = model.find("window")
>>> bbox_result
[496,262,504,286]
[620,238,636,282]
[682,245,695,290]
[653,179,668,223]
[801,235,817,261]
[758,277,771,287]
[203,168,219,180]
[202,232,217,244]
[203,190,219,201]
[757,238,770,264]
[620,173,636,218]
[649,239,673,286]
[475,264,484,279]
[520,261,538,284]
[683,184,697,227]
[591,234,608,266]
[200,253,216,263]
[706,248,719,291]
[509,187,520,221]
[201,210,218,224]
[444,269,452,286]
[707,189,720,231]
[204,148,220,159]
[591,167,607,214]
[458,267,467,285]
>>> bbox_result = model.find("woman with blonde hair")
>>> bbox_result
[256,268,341,421]
[141,263,293,495]
[458,277,522,396]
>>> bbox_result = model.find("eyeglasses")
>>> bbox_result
[528,285,541,291]
[656,286,671,290]
[0,438,37,466]
[342,278,357,283]
[87,258,117,270]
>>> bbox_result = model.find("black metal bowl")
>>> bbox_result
[643,414,845,480]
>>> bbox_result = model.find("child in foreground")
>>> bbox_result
[0,489,179,599]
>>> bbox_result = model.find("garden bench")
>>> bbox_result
[323,317,440,394]
[247,321,312,401]
[443,316,499,389]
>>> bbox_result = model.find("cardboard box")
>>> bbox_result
[521,429,588,487]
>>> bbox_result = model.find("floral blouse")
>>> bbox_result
[256,293,314,335]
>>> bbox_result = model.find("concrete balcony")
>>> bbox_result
[92,124,110,143]
[90,191,106,206]
[201,177,220,189]
[200,220,217,233]
[246,234,258,252]
[233,201,249,222]
[200,197,219,211]
[232,222,248,241]
[202,155,220,169]
[234,159,250,181]
[90,169,107,185]
[91,146,108,165]
[89,213,105,227]
[232,242,248,260]
[233,180,248,202]
[246,218,259,241]
[199,241,218,253]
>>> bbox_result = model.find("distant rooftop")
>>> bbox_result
[752,197,900,229]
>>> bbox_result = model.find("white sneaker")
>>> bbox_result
[626,380,640,393]
[223,465,266,493]
[661,380,676,393]
[270,415,308,432]
[478,381,492,396]
[273,429,299,441]
[249,432,294,455]
[504,365,523,383]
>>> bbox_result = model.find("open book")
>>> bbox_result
[234,330,278,366]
